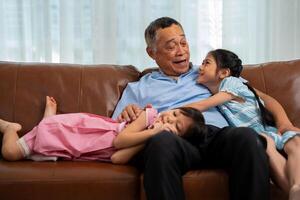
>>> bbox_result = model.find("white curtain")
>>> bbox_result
[0,0,299,70]
[222,0,300,64]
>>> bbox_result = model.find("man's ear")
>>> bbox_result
[219,68,231,79]
[146,47,156,60]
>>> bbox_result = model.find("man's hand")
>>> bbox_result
[117,104,143,122]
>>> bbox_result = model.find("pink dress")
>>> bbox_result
[17,108,158,162]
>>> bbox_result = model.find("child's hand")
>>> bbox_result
[151,121,178,135]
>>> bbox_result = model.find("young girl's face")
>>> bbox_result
[197,54,219,85]
[156,109,193,136]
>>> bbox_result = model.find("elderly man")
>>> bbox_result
[112,17,291,200]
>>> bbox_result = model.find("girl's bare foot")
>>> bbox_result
[0,119,22,133]
[43,96,57,118]
[290,184,300,200]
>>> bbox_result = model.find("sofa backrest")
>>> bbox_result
[0,60,300,136]
[0,62,140,135]
[242,60,300,127]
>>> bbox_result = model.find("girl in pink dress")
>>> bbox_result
[0,96,206,164]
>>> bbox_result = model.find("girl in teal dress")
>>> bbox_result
[187,49,300,199]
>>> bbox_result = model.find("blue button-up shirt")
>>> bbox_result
[112,66,229,128]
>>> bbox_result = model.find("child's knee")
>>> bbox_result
[2,146,22,161]
[259,134,275,151]
[284,136,300,154]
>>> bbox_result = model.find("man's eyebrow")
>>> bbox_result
[165,34,186,44]
[165,38,175,45]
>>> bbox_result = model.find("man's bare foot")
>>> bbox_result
[290,184,300,200]
[43,96,57,118]
[0,119,22,133]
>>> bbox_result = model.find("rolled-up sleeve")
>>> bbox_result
[111,82,140,119]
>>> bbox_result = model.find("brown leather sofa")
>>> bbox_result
[1,59,299,200]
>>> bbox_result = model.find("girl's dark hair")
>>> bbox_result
[209,49,243,77]
[209,49,275,127]
[177,107,208,137]
[243,83,276,127]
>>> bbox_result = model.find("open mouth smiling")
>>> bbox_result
[173,59,187,65]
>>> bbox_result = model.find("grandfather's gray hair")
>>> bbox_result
[144,17,183,48]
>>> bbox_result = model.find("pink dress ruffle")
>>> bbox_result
[17,108,158,162]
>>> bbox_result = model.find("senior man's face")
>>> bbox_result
[147,24,190,77]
